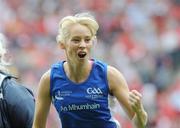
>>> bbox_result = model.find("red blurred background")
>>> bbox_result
[0,0,180,127]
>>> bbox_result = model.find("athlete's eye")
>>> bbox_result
[72,39,80,43]
[85,38,91,43]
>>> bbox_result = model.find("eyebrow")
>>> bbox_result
[72,36,91,38]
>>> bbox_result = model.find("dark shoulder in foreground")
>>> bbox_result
[2,74,35,128]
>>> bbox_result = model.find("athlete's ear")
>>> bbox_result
[59,42,65,49]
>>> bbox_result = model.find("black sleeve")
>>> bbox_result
[4,79,35,128]
[12,97,35,128]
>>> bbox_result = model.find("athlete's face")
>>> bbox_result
[63,23,93,62]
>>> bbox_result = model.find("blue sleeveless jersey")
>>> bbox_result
[50,60,117,128]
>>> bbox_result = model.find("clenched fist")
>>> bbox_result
[129,90,143,113]
[129,90,147,128]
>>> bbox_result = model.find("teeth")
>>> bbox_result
[78,52,86,58]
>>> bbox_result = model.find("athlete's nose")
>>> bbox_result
[79,40,86,48]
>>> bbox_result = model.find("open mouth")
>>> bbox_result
[78,52,87,58]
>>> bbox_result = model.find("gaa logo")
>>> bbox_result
[87,87,103,94]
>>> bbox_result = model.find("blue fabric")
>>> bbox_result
[50,60,117,128]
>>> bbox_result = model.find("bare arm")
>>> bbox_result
[107,66,147,128]
[32,70,52,128]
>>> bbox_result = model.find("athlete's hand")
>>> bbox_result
[129,90,143,114]
[129,90,148,128]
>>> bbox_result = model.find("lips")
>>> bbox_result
[77,51,87,58]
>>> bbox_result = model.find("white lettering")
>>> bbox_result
[87,87,103,94]
[61,106,68,111]
[60,103,101,112]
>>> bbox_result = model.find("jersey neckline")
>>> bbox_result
[61,59,95,86]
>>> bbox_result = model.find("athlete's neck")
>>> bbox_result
[64,60,93,83]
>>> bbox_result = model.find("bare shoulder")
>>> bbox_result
[38,70,51,96]
[107,66,125,79]
[107,66,129,94]
[40,70,51,83]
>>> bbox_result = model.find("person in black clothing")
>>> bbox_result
[0,33,35,128]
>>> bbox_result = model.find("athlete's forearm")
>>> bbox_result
[132,109,148,128]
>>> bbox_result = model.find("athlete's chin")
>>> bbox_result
[78,57,88,60]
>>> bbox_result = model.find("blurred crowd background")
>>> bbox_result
[0,0,180,127]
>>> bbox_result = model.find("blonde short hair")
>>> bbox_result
[56,12,99,44]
